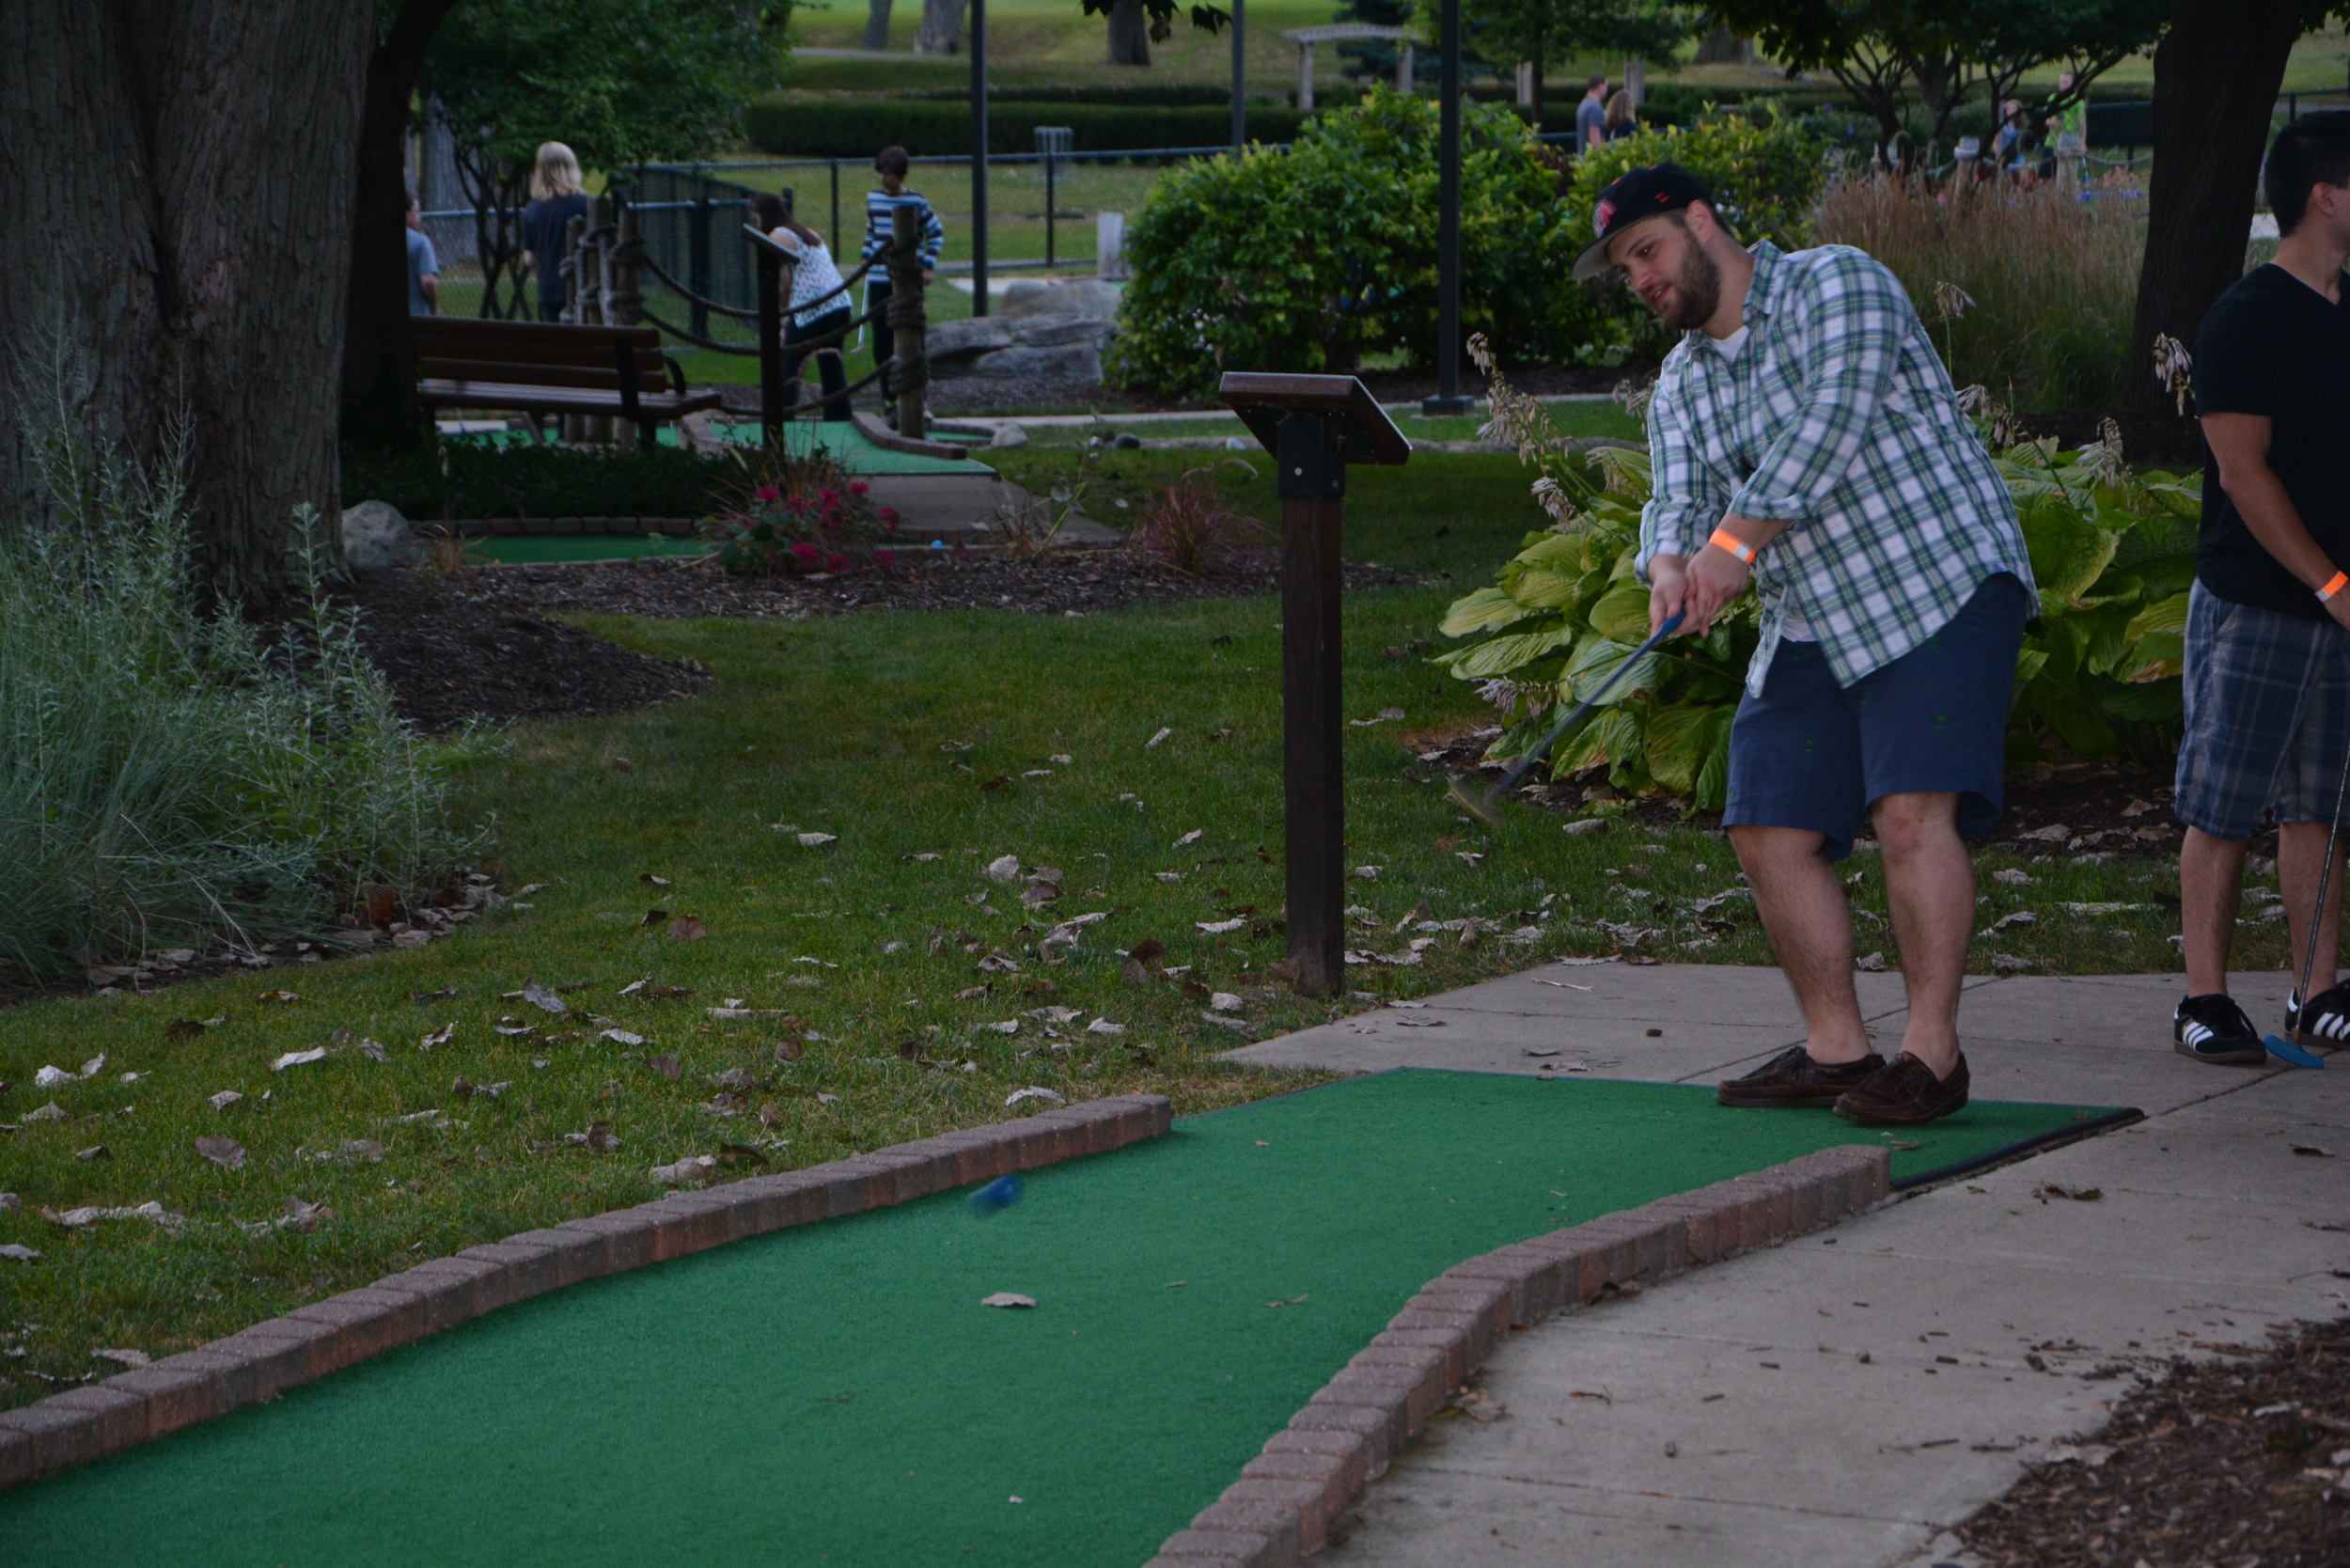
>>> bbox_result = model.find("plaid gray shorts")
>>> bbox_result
[2176,582,2350,839]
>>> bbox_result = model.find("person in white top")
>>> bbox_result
[750,192,853,422]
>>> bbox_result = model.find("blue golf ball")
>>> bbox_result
[967,1174,1026,1215]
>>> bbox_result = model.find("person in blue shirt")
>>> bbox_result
[405,194,439,315]
[1574,74,1609,153]
[860,146,944,420]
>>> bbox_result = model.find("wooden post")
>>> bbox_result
[1278,413,1346,998]
[1218,374,1410,999]
[888,203,926,440]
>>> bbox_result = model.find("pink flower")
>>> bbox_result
[819,488,839,506]
[875,548,895,569]
[880,507,900,524]
[849,481,870,496]
[825,552,848,573]
[756,486,781,503]
[791,541,821,569]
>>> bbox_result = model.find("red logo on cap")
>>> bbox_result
[1593,198,1616,237]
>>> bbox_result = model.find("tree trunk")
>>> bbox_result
[0,1,372,608]
[1106,0,1152,66]
[914,0,967,54]
[864,0,895,49]
[341,0,461,457]
[2125,0,2305,418]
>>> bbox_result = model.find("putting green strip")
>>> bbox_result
[0,1073,2122,1567]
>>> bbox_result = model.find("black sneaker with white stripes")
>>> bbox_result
[2173,993,2267,1065]
[2286,981,2350,1047]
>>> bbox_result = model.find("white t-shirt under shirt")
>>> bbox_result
[1702,323,1813,640]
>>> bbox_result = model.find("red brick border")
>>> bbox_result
[1140,1143,1892,1568]
[0,1094,1172,1492]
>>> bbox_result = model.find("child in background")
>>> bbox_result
[860,146,944,422]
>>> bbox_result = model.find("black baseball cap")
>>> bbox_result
[1572,163,1716,281]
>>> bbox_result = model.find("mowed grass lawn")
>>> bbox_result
[0,450,2230,1401]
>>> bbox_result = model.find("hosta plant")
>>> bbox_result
[1435,360,2195,812]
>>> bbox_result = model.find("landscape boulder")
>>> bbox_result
[925,312,1117,382]
[999,278,1122,320]
[340,500,425,570]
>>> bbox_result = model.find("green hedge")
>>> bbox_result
[893,85,1246,106]
[342,442,733,522]
[744,96,1310,157]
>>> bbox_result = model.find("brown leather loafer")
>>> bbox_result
[1716,1045,1888,1108]
[1833,1052,1970,1126]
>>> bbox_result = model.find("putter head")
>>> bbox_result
[2263,1033,2328,1069]
[1446,776,1504,827]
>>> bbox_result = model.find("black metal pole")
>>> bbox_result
[757,239,785,449]
[1231,0,1246,149]
[971,0,989,317]
[1422,0,1471,416]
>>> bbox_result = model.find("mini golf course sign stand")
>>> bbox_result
[1220,372,1412,998]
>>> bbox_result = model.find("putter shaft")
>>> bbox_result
[1453,613,1686,824]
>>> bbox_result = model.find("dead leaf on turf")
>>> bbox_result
[256,990,301,1004]
[1264,1294,1309,1309]
[668,916,708,941]
[270,1048,327,1071]
[759,1102,786,1126]
[414,987,458,1003]
[74,1145,110,1162]
[164,1019,207,1042]
[715,1143,768,1168]
[0,1245,39,1262]
[599,1027,646,1046]
[520,983,568,1015]
[979,776,1010,792]
[208,1090,243,1111]
[773,1039,805,1062]
[619,978,649,996]
[419,1022,456,1049]
[641,909,669,928]
[280,1196,332,1231]
[649,1055,682,1081]
[980,1292,1037,1309]
[641,874,672,886]
[955,984,994,1000]
[563,1121,619,1152]
[195,1136,246,1170]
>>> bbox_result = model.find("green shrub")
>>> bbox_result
[341,441,732,522]
[2,416,478,983]
[742,96,1309,158]
[1433,368,2194,811]
[1107,90,1588,400]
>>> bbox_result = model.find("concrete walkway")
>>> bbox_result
[1222,964,2350,1567]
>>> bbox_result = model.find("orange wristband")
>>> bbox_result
[1708,527,1756,565]
[2322,572,2348,602]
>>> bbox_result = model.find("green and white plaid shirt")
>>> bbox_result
[1637,240,2035,696]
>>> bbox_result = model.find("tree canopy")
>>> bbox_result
[418,0,791,173]
[1460,0,1701,117]
[1714,0,2170,154]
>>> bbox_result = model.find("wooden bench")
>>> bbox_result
[414,318,722,448]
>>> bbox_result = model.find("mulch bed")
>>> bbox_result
[1401,713,2193,859]
[343,569,710,736]
[400,551,1423,628]
[1956,1316,2350,1567]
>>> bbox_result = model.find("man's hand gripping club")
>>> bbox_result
[1649,515,1788,635]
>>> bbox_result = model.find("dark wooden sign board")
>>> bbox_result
[1218,372,1412,999]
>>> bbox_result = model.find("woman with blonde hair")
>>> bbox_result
[519,141,592,322]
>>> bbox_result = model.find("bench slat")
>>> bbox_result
[418,380,722,417]
[416,344,670,374]
[415,319,662,351]
[418,359,651,391]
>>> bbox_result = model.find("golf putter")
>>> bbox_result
[2264,731,2349,1069]
[1447,613,1685,828]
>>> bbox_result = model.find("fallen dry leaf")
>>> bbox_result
[195,1135,247,1170]
[419,1022,456,1049]
[980,1292,1037,1309]
[0,1245,39,1262]
[650,1154,716,1185]
[985,855,1022,883]
[1005,1087,1065,1107]
[164,1019,207,1042]
[256,990,302,1004]
[74,1145,110,1162]
[773,1039,805,1062]
[668,916,709,941]
[796,832,838,847]
[521,982,568,1015]
[649,1055,682,1081]
[270,1048,327,1072]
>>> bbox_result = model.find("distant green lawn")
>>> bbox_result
[0,449,2216,1402]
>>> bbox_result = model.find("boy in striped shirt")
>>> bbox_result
[862,146,945,418]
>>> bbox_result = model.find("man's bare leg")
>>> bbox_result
[2178,826,2248,996]
[1872,792,1971,1079]
[1730,824,1871,1063]
[2276,819,2347,1001]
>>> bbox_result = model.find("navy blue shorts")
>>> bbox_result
[1722,573,2029,861]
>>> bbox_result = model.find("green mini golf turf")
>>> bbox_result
[0,1071,2123,1566]
[467,533,716,564]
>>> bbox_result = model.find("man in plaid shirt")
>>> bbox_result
[1576,164,2036,1126]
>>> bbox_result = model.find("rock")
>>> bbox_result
[987,422,1030,449]
[925,313,1115,382]
[999,278,1122,319]
[341,500,424,569]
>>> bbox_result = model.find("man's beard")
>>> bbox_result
[1656,243,1721,331]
